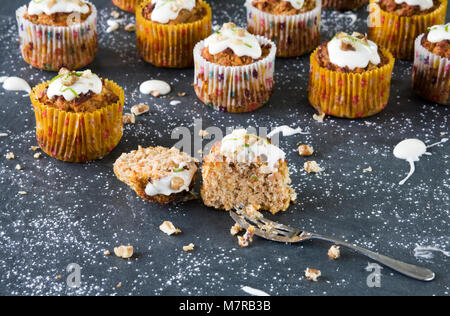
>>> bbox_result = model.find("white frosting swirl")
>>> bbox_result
[150,0,196,24]
[394,0,433,10]
[427,24,450,43]
[47,70,102,102]
[145,163,196,196]
[205,23,262,59]
[327,33,381,70]
[28,0,90,16]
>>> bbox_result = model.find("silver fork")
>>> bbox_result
[231,205,435,282]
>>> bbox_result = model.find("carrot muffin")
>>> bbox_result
[114,147,199,205]
[245,0,321,57]
[368,0,447,60]
[412,24,450,105]
[30,68,124,162]
[136,0,212,68]
[323,0,368,11]
[201,129,296,215]
[112,0,143,13]
[193,23,277,113]
[308,32,395,118]
[16,0,98,71]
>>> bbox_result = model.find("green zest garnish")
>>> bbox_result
[244,43,253,48]
[173,167,185,173]
[50,74,62,83]
[251,175,259,181]
[60,87,79,98]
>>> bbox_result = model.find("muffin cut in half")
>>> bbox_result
[201,129,296,215]
[114,146,199,205]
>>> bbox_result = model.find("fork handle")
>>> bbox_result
[310,234,435,282]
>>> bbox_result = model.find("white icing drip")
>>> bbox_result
[286,0,305,10]
[267,125,309,138]
[145,163,196,196]
[139,80,171,95]
[150,0,196,24]
[2,77,32,94]
[28,0,90,16]
[47,70,102,102]
[328,34,381,70]
[205,24,262,59]
[427,138,448,148]
[427,24,450,43]
[414,245,450,259]
[242,286,270,297]
[393,139,427,185]
[220,129,286,172]
[394,0,433,11]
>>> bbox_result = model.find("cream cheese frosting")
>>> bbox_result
[47,69,102,102]
[393,0,433,10]
[28,0,90,16]
[327,32,381,70]
[427,24,450,43]
[205,23,262,59]
[145,163,196,196]
[286,0,305,9]
[150,0,196,24]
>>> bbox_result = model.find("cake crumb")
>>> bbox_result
[122,113,136,124]
[304,161,323,173]
[116,282,122,288]
[178,92,187,97]
[111,10,120,19]
[34,153,42,159]
[313,112,326,123]
[298,144,314,157]
[131,104,149,116]
[238,226,255,248]
[30,146,39,151]
[159,221,182,236]
[5,152,15,160]
[18,191,27,195]
[363,166,373,173]
[124,23,136,32]
[15,164,23,171]
[104,250,111,256]
[56,275,62,280]
[0,133,8,137]
[183,243,195,252]
[150,90,161,98]
[305,268,321,282]
[114,245,134,259]
[328,245,341,260]
[230,224,243,236]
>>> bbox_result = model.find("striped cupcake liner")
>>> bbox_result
[322,0,368,10]
[193,36,277,113]
[16,2,98,72]
[412,34,449,106]
[245,0,321,57]
[112,0,143,13]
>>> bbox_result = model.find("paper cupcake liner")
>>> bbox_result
[412,34,449,106]
[368,0,447,60]
[245,0,321,57]
[30,80,125,163]
[112,0,142,13]
[308,47,395,118]
[16,2,98,72]
[136,0,212,68]
[322,0,368,10]
[193,36,277,113]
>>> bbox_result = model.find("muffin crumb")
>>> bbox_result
[328,245,341,260]
[111,10,120,19]
[0,133,8,137]
[298,144,314,157]
[131,104,149,116]
[122,113,136,124]
[230,224,243,236]
[114,245,134,259]
[305,268,321,282]
[304,161,323,173]
[104,250,111,256]
[183,243,195,252]
[15,164,23,171]
[313,112,326,123]
[5,152,15,160]
[30,146,39,151]
[363,166,373,173]
[238,226,255,248]
[159,221,182,236]
[18,191,27,195]
[125,23,136,32]
[34,153,42,159]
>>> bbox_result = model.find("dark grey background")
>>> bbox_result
[0,0,448,296]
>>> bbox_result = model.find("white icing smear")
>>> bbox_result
[205,23,262,59]
[393,139,427,185]
[242,286,270,297]
[140,80,171,95]
[394,0,433,11]
[220,129,286,172]
[427,138,448,148]
[151,0,196,24]
[2,77,32,95]
[145,164,196,196]
[328,33,380,70]
[267,125,309,138]
[28,0,90,16]
[427,24,450,43]
[47,70,102,102]
[414,245,450,259]
[286,0,305,10]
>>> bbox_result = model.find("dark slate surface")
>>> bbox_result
[0,0,448,296]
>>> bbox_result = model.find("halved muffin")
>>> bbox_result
[201,129,296,215]
[114,146,199,205]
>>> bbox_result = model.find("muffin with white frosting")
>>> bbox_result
[322,0,368,11]
[245,0,321,57]
[136,0,212,68]
[201,129,296,215]
[30,68,124,162]
[114,147,199,205]
[368,0,447,60]
[308,32,395,118]
[16,0,98,71]
[412,24,450,105]
[112,0,143,13]
[194,23,277,113]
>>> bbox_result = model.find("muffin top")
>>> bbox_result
[377,0,440,17]
[24,0,92,26]
[38,68,119,113]
[421,24,450,58]
[316,32,389,73]
[142,0,206,24]
[201,22,272,66]
[251,0,317,15]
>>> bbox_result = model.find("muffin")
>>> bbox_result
[112,0,143,12]
[16,0,98,71]
[193,23,277,113]
[368,0,447,60]
[30,68,124,162]
[322,0,368,10]
[412,24,449,105]
[114,146,199,205]
[245,0,321,57]
[201,129,296,215]
[136,0,212,68]
[308,32,395,118]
